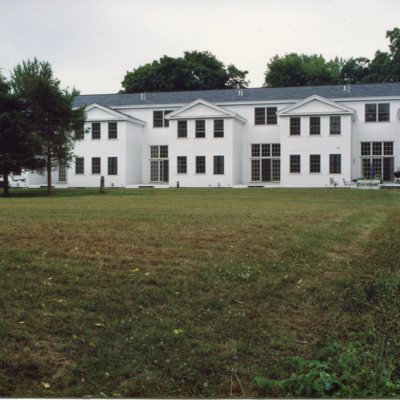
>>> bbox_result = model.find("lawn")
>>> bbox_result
[0,188,400,397]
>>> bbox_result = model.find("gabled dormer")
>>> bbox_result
[278,95,356,120]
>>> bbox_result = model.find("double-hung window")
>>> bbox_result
[196,156,206,174]
[329,154,341,174]
[290,117,301,135]
[309,117,320,135]
[75,157,84,174]
[92,157,101,174]
[177,120,187,138]
[196,120,206,138]
[309,155,321,173]
[254,107,277,125]
[330,116,341,135]
[365,103,390,122]
[92,122,101,139]
[108,122,117,139]
[153,110,172,127]
[213,156,224,174]
[177,156,187,174]
[214,120,224,137]
[108,157,118,175]
[290,155,301,173]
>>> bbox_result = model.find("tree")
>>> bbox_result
[264,53,342,87]
[121,51,249,93]
[0,74,43,197]
[10,59,86,195]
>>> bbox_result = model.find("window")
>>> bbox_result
[75,157,84,174]
[196,156,206,174]
[92,157,101,174]
[309,155,321,173]
[108,157,118,175]
[250,144,281,182]
[290,155,301,173]
[254,108,265,125]
[75,126,84,140]
[195,120,206,138]
[213,156,224,174]
[365,103,390,122]
[108,122,117,139]
[92,123,101,139]
[150,146,169,182]
[360,141,394,181]
[177,120,187,138]
[153,110,172,127]
[254,107,277,125]
[290,117,301,135]
[309,117,320,135]
[58,164,67,182]
[267,107,277,124]
[330,116,341,135]
[177,156,187,174]
[329,154,341,174]
[214,120,224,137]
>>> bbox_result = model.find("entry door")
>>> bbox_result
[383,158,394,181]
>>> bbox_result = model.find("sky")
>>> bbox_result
[1,0,400,94]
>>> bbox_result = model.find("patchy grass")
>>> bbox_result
[0,188,399,397]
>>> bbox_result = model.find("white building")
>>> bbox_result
[25,83,400,188]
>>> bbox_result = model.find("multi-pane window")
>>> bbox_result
[153,110,172,127]
[213,156,224,175]
[75,126,84,140]
[250,144,281,182]
[329,154,341,174]
[290,117,301,135]
[177,156,187,174]
[365,103,390,122]
[196,156,206,174]
[108,122,117,139]
[75,157,84,174]
[177,120,187,138]
[92,122,101,139]
[150,146,169,182]
[360,141,394,181]
[58,164,67,182]
[214,120,224,137]
[290,155,301,173]
[309,117,321,135]
[108,157,118,175]
[195,120,206,138]
[330,116,341,135]
[309,155,321,173]
[92,157,101,174]
[254,107,277,125]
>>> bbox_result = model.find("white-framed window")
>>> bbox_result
[213,156,224,175]
[290,155,301,173]
[290,117,301,136]
[309,154,321,173]
[250,144,280,182]
[195,120,206,138]
[177,156,187,174]
[196,156,206,174]
[58,164,67,182]
[92,157,101,174]
[309,117,320,135]
[108,122,117,139]
[92,122,101,139]
[75,157,84,174]
[330,116,341,135]
[329,154,341,174]
[214,120,224,137]
[177,120,187,138]
[150,145,169,182]
[153,110,172,127]
[108,157,118,175]
[254,107,277,125]
[365,103,390,122]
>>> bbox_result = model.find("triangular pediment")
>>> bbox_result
[85,103,146,126]
[167,99,246,123]
[278,95,356,117]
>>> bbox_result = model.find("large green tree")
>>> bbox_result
[0,74,43,197]
[11,59,86,195]
[264,28,400,87]
[121,51,249,93]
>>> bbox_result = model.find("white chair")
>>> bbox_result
[342,178,352,188]
[329,177,338,187]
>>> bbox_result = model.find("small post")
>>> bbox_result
[100,176,105,194]
[176,181,180,188]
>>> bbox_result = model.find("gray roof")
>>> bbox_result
[73,82,400,108]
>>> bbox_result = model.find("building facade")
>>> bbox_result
[25,83,400,188]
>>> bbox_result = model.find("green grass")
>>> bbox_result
[0,188,399,397]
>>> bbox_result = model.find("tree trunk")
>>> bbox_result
[47,153,52,196]
[2,173,10,197]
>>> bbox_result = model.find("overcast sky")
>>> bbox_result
[1,0,399,94]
